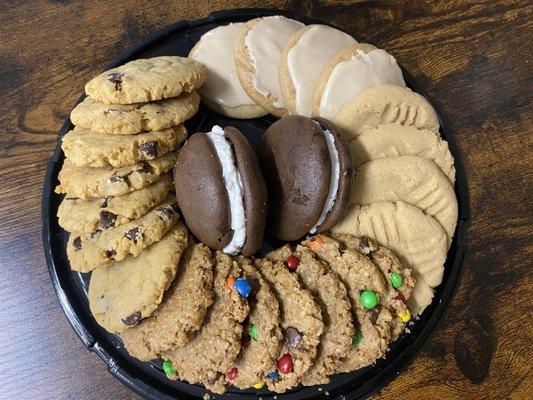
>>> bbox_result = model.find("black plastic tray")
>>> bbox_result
[41,8,470,400]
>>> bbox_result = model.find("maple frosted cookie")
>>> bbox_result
[163,251,249,394]
[224,257,282,390]
[350,124,455,183]
[55,151,177,199]
[121,244,214,361]
[234,15,304,116]
[58,173,172,233]
[62,125,187,168]
[332,201,447,316]
[254,258,324,393]
[257,116,352,241]
[349,155,458,242]
[333,84,440,141]
[88,223,189,334]
[70,91,199,135]
[189,23,267,119]
[266,245,353,386]
[85,56,206,104]
[313,43,406,119]
[67,195,180,272]
[279,24,356,116]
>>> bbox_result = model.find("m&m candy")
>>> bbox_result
[162,360,176,377]
[307,236,324,250]
[360,290,379,309]
[248,324,259,341]
[267,371,279,381]
[253,381,265,389]
[284,255,300,272]
[277,353,294,374]
[227,367,238,380]
[390,272,404,289]
[399,309,411,323]
[226,276,236,288]
[352,331,363,347]
[234,278,252,298]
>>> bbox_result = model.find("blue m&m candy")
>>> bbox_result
[234,278,252,298]
[267,371,279,381]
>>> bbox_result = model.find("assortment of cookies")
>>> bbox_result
[54,13,459,398]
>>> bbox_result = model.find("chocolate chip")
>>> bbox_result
[72,236,82,251]
[108,175,126,185]
[104,108,121,116]
[367,308,380,324]
[122,311,141,326]
[99,211,117,230]
[170,203,180,213]
[139,141,159,158]
[136,161,152,174]
[158,206,174,221]
[124,227,142,243]
[207,372,222,385]
[65,197,79,200]
[105,249,117,260]
[284,327,302,349]
[107,72,124,91]
[100,196,113,208]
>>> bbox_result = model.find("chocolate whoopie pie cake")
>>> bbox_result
[174,125,267,256]
[257,115,352,241]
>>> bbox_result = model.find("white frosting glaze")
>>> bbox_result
[287,25,356,116]
[319,49,406,119]
[190,23,256,108]
[245,16,304,108]
[310,127,341,234]
[206,125,246,255]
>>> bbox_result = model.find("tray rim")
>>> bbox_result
[41,7,471,400]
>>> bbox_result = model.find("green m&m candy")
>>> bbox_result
[352,331,363,347]
[360,290,379,309]
[249,324,259,341]
[390,271,404,289]
[162,360,176,377]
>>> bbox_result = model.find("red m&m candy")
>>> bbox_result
[284,255,300,272]
[227,367,238,380]
[277,353,294,374]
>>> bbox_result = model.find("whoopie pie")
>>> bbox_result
[174,125,267,256]
[257,115,352,241]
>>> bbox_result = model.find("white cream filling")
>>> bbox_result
[206,125,246,255]
[310,127,341,234]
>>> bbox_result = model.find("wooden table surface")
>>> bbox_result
[0,1,531,399]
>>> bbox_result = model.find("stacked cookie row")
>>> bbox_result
[100,232,414,394]
[55,57,206,282]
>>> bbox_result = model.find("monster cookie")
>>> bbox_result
[70,91,200,135]
[85,56,206,104]
[332,201,447,315]
[163,251,249,394]
[333,84,440,141]
[88,222,189,333]
[302,234,405,372]
[174,125,267,256]
[279,24,356,116]
[313,44,406,119]
[189,23,267,119]
[58,173,172,233]
[121,244,215,360]
[67,195,180,272]
[329,234,415,338]
[224,257,282,390]
[61,125,187,168]
[55,151,177,199]
[266,245,354,386]
[258,116,352,241]
[350,124,456,183]
[234,16,305,116]
[349,155,458,241]
[254,258,324,393]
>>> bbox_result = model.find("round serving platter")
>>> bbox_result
[42,8,470,400]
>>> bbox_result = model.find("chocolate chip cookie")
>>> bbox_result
[58,173,172,233]
[61,125,187,168]
[85,56,206,104]
[266,245,354,386]
[88,222,189,333]
[254,258,324,393]
[55,151,177,199]
[121,244,215,361]
[163,251,249,394]
[67,195,180,272]
[70,91,200,135]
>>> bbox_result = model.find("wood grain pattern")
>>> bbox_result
[0,1,531,399]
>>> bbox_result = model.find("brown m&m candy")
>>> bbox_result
[174,125,267,256]
[257,115,352,241]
